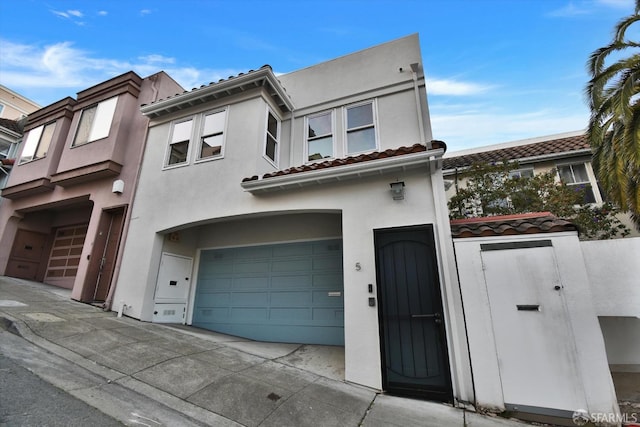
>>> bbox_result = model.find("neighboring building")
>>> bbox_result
[0,85,40,120]
[112,34,474,404]
[442,131,638,236]
[0,72,184,303]
[0,117,24,189]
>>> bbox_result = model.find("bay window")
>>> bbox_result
[20,121,57,164]
[72,96,118,146]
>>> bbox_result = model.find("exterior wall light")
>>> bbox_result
[390,181,405,200]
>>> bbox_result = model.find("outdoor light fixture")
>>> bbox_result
[390,181,405,200]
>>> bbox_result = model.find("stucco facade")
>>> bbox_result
[113,35,474,404]
[0,71,184,306]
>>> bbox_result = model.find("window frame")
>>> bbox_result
[195,107,228,163]
[344,100,378,156]
[508,167,534,179]
[71,96,118,147]
[305,110,335,162]
[19,121,57,164]
[164,116,195,168]
[263,108,280,166]
[556,161,602,204]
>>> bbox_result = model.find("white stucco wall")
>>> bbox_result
[112,34,473,401]
[454,232,619,417]
[582,237,640,370]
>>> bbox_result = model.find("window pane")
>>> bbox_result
[347,127,376,154]
[267,112,278,137]
[89,96,117,142]
[203,111,225,136]
[347,103,373,129]
[266,135,276,161]
[20,126,43,163]
[308,113,331,138]
[172,120,193,143]
[558,165,574,184]
[308,136,333,160]
[35,122,56,159]
[168,141,189,165]
[73,105,96,146]
[200,134,223,158]
[571,164,589,183]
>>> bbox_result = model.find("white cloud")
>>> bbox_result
[596,0,635,8]
[426,78,493,96]
[138,54,176,64]
[140,9,152,16]
[67,10,83,18]
[429,108,588,150]
[98,11,108,16]
[547,2,591,17]
[0,39,247,105]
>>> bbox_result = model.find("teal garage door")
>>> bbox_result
[192,239,344,345]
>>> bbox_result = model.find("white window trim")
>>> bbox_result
[305,109,336,163]
[343,99,379,156]
[555,161,603,204]
[194,106,229,164]
[163,116,196,169]
[263,107,280,167]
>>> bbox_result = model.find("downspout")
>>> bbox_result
[410,63,428,148]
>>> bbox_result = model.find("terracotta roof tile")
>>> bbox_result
[141,65,274,107]
[443,134,590,170]
[242,141,446,183]
[450,212,577,238]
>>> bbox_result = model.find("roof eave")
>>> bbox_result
[141,68,294,118]
[442,148,593,175]
[241,148,445,194]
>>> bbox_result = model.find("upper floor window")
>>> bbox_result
[167,118,193,166]
[509,168,534,179]
[557,162,598,204]
[265,110,280,164]
[346,101,376,155]
[307,111,333,161]
[72,96,118,147]
[197,109,226,161]
[20,121,57,164]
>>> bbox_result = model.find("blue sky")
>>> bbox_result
[0,0,635,151]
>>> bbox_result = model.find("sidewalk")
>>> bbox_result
[0,276,531,427]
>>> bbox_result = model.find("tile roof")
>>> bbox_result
[0,118,23,134]
[242,141,446,183]
[141,65,294,116]
[443,134,591,170]
[450,212,578,238]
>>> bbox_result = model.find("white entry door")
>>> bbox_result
[153,253,193,323]
[481,241,587,414]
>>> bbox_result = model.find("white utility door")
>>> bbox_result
[481,241,587,413]
[153,253,193,323]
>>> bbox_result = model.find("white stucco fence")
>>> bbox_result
[582,237,640,371]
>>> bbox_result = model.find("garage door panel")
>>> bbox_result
[312,290,343,306]
[233,276,270,289]
[271,274,312,287]
[272,259,312,272]
[193,239,344,345]
[231,292,268,306]
[270,308,311,321]
[234,261,270,274]
[273,244,312,257]
[312,256,342,271]
[231,307,268,321]
[312,308,345,325]
[312,273,343,287]
[270,291,311,306]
